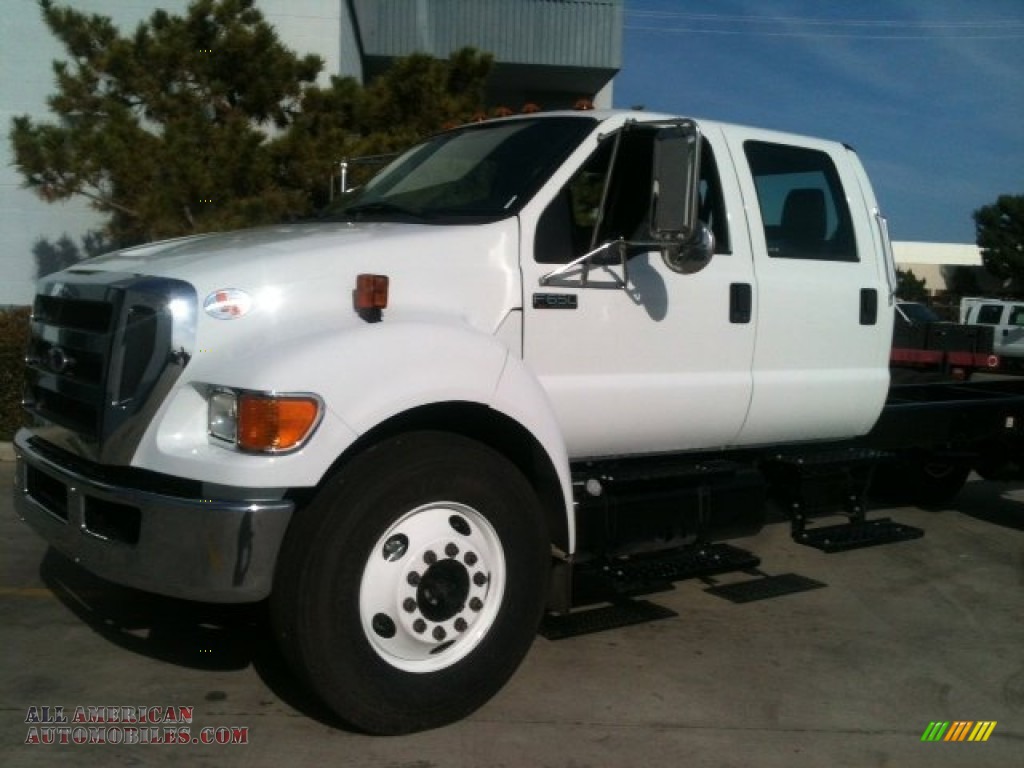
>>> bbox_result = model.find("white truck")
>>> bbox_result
[14,110,1024,734]
[961,296,1024,366]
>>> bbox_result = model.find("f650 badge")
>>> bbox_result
[532,293,578,310]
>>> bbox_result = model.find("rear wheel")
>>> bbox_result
[912,459,971,506]
[871,453,970,508]
[271,431,549,734]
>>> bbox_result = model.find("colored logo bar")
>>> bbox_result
[921,721,997,742]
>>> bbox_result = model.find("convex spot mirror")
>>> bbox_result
[651,120,715,274]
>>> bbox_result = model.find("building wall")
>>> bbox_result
[347,0,621,109]
[892,241,993,296]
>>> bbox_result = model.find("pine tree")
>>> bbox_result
[11,0,323,244]
[11,0,494,246]
[974,194,1024,294]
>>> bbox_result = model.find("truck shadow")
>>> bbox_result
[951,477,1024,531]
[38,548,346,729]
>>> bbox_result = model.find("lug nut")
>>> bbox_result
[445,542,459,558]
[464,552,478,566]
[413,619,427,634]
[469,597,483,612]
[407,571,421,587]
[433,626,447,642]
[403,598,417,613]
[424,550,437,565]
[473,572,488,587]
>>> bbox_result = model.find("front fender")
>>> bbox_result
[135,319,574,549]
[328,320,574,551]
[492,349,575,553]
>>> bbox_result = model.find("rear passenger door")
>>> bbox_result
[723,129,892,444]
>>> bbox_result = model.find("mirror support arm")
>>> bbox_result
[539,239,629,288]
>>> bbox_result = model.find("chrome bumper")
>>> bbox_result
[12,429,294,602]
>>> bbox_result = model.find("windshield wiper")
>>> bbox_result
[341,201,427,220]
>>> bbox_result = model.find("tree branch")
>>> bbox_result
[43,177,141,219]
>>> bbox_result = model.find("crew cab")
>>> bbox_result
[13,110,1024,734]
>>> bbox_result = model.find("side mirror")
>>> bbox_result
[662,223,715,274]
[651,120,700,242]
[651,120,715,274]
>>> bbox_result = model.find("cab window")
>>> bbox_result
[744,141,858,262]
[976,305,1004,325]
[535,129,730,264]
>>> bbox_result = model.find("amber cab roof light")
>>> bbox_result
[354,274,389,322]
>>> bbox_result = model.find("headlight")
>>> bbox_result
[206,388,322,453]
[208,390,239,444]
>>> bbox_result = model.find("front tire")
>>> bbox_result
[271,432,549,734]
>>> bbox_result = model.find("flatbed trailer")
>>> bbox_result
[869,377,1024,449]
[889,347,1001,381]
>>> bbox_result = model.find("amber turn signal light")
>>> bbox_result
[355,274,389,310]
[237,394,321,452]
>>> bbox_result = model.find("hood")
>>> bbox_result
[75,220,522,335]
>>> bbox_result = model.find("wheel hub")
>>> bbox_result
[416,559,470,622]
[360,503,505,673]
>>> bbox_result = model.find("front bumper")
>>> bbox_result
[12,429,294,602]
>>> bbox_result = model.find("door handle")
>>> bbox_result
[730,283,752,324]
[860,288,878,325]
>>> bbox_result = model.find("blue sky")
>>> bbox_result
[613,0,1024,244]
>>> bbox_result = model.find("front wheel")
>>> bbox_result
[271,432,550,734]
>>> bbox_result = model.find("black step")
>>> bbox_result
[574,542,760,603]
[765,447,887,473]
[539,600,678,640]
[704,573,827,603]
[794,518,924,552]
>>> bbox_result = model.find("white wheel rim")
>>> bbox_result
[359,502,506,673]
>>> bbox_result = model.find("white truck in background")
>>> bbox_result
[961,297,1024,366]
[14,109,1024,734]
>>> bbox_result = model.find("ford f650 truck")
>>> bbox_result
[14,110,1024,734]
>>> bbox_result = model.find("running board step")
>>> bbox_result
[793,518,924,552]
[704,573,827,603]
[573,542,760,605]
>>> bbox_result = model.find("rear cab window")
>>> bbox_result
[744,141,858,262]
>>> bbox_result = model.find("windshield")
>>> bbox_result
[898,302,940,324]
[332,116,597,223]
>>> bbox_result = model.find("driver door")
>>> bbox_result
[520,123,756,460]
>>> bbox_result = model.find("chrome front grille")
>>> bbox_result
[23,272,196,464]
[26,286,120,439]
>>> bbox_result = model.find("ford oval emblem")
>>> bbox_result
[203,289,252,320]
[46,346,75,374]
